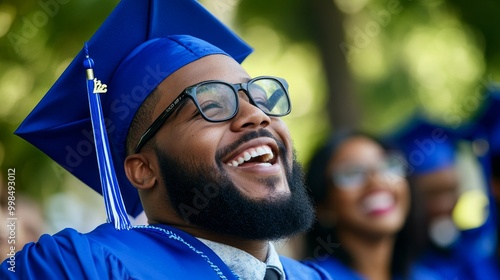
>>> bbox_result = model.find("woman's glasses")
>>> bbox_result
[331,154,407,190]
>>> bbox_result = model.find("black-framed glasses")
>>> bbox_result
[134,76,291,153]
[331,153,407,190]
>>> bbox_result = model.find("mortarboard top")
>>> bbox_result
[14,0,253,220]
[385,112,463,175]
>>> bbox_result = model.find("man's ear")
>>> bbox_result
[124,154,157,190]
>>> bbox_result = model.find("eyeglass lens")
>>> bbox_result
[196,83,238,120]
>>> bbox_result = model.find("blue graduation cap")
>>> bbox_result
[14,0,252,229]
[385,113,463,175]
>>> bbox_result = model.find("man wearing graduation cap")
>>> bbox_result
[0,0,330,279]
[387,113,498,279]
[389,115,462,249]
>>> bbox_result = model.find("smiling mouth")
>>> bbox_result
[362,191,396,215]
[226,145,277,167]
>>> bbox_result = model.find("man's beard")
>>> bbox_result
[155,129,314,240]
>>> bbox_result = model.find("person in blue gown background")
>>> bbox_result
[461,86,500,278]
[385,113,499,279]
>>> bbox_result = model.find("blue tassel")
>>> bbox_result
[84,43,131,230]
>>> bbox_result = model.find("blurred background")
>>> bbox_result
[0,0,499,254]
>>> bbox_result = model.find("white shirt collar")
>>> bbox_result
[197,238,285,280]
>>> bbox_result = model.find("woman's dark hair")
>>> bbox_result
[303,130,426,279]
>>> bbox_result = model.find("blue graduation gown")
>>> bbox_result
[303,256,443,280]
[413,203,500,279]
[418,209,500,279]
[304,257,365,280]
[0,223,332,279]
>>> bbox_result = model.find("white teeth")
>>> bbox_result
[362,192,395,214]
[227,145,274,167]
[250,150,258,157]
[238,157,245,164]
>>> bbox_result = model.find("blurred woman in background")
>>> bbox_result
[302,131,437,280]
